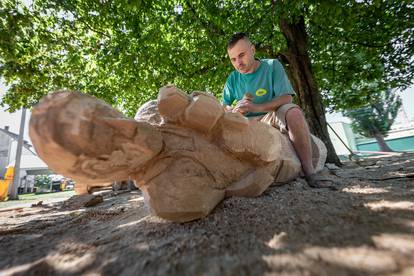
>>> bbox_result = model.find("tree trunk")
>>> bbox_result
[279,16,341,165]
[373,133,393,152]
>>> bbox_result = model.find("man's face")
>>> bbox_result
[227,39,256,74]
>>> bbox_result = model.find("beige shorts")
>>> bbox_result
[250,103,300,134]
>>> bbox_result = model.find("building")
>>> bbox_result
[0,126,35,175]
[327,106,414,156]
[327,121,358,157]
[355,122,414,152]
[0,126,49,193]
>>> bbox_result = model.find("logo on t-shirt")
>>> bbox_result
[255,88,267,96]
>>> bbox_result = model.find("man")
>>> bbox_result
[223,32,328,188]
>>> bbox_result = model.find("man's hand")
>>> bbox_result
[226,94,292,115]
[234,94,293,115]
[233,99,261,114]
[233,92,261,114]
[224,105,233,112]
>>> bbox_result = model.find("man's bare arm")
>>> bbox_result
[235,94,293,114]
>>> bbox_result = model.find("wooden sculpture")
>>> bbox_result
[29,85,327,222]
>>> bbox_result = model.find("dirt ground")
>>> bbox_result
[0,153,413,276]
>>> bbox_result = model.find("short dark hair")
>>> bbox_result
[227,32,250,49]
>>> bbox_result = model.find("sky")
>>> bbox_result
[1,81,414,144]
[0,83,32,141]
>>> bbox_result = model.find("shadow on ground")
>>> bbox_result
[0,154,413,275]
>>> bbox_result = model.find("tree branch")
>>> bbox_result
[309,19,388,48]
[184,1,226,36]
[76,16,111,39]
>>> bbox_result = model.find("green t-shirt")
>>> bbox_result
[222,59,295,117]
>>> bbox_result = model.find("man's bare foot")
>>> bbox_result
[305,174,337,190]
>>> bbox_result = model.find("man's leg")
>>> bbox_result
[284,108,314,177]
[285,108,333,188]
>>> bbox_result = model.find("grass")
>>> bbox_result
[0,190,75,209]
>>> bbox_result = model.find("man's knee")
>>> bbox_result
[285,107,305,126]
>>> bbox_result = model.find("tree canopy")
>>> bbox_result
[1,0,413,119]
[344,89,402,152]
[308,1,414,111]
[345,89,402,137]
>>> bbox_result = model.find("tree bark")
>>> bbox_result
[373,133,393,152]
[279,16,341,165]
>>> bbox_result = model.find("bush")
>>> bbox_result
[35,175,52,192]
